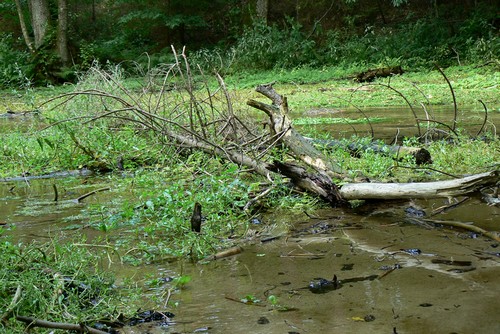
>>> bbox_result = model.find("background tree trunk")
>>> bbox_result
[14,0,34,52]
[57,0,70,66]
[29,0,51,49]
[256,0,269,24]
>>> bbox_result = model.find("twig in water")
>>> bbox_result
[476,100,488,137]
[434,64,458,131]
[430,197,470,216]
[73,187,110,202]
[424,219,500,242]
[224,296,266,307]
[52,184,58,202]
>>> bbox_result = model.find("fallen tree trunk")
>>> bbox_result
[247,84,499,204]
[48,60,498,207]
[340,171,499,200]
[248,84,346,177]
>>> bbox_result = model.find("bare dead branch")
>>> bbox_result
[476,100,488,137]
[434,64,458,131]
[361,82,421,136]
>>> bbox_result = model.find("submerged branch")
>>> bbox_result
[424,219,500,242]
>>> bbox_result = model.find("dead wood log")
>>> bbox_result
[340,171,499,200]
[355,66,404,82]
[268,161,344,205]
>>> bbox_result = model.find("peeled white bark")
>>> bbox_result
[340,171,499,200]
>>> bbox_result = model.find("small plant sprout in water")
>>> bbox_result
[267,295,278,306]
[172,275,192,289]
[241,294,261,305]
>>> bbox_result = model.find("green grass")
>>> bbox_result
[0,237,142,332]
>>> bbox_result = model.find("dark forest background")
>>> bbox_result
[0,0,498,87]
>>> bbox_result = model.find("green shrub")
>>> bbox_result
[0,34,31,88]
[231,18,318,71]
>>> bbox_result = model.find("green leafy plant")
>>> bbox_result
[232,18,317,71]
[0,34,31,88]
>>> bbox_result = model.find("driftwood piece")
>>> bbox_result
[202,246,243,262]
[340,171,499,200]
[423,218,500,242]
[312,139,432,165]
[355,66,404,82]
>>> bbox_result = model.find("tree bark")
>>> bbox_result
[57,0,70,66]
[14,0,35,52]
[256,0,269,24]
[29,0,51,49]
[247,83,346,178]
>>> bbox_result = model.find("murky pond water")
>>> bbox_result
[296,105,500,142]
[1,107,499,333]
[1,176,499,334]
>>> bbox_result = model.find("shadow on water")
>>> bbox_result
[1,176,499,334]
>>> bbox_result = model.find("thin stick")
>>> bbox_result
[15,316,109,334]
[430,197,470,216]
[243,186,275,211]
[360,83,421,136]
[0,285,21,324]
[52,183,58,202]
[424,219,500,242]
[434,64,458,131]
[224,296,266,307]
[415,118,458,138]
[476,100,488,136]
[74,187,110,202]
